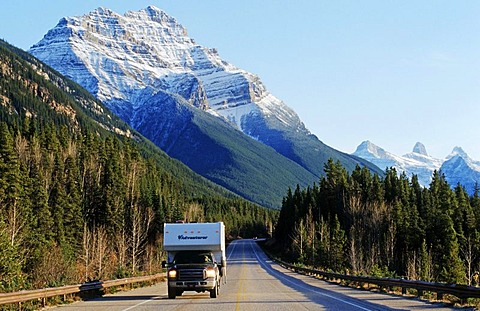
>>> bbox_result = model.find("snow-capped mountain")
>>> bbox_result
[29,6,305,139]
[353,141,442,186]
[353,141,480,193]
[442,147,480,194]
[28,6,381,207]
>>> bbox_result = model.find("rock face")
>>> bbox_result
[30,6,381,206]
[353,141,480,194]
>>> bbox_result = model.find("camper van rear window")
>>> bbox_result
[178,234,208,240]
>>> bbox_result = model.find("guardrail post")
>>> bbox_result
[437,292,443,301]
[417,289,423,298]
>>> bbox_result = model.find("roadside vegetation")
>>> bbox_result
[0,40,277,293]
[273,159,480,286]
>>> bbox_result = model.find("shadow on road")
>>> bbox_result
[251,241,456,311]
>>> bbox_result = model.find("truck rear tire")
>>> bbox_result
[210,283,219,298]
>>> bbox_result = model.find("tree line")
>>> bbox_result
[0,122,275,292]
[274,159,480,285]
[0,39,277,293]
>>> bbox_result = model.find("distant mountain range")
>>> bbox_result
[352,141,480,194]
[29,6,381,207]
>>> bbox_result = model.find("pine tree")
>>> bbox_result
[63,154,83,257]
[0,218,24,292]
[455,184,479,284]
[318,159,349,237]
[330,215,346,272]
[26,163,54,273]
[49,153,67,246]
[418,239,432,281]
[0,123,24,246]
[428,176,465,283]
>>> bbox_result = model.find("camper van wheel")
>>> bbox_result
[210,283,219,298]
[168,285,176,299]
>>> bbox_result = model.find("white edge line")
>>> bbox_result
[250,241,373,311]
[121,296,159,311]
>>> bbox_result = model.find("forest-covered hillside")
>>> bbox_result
[0,40,276,292]
[274,159,480,285]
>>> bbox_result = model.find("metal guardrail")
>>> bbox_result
[0,273,165,308]
[271,257,480,302]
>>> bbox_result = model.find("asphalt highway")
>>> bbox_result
[57,239,463,310]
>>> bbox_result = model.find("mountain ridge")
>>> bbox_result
[353,140,480,193]
[0,38,238,200]
[30,6,382,207]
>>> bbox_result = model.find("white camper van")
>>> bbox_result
[163,222,226,299]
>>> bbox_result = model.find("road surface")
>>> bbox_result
[57,239,464,310]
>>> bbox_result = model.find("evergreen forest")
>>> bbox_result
[0,40,276,292]
[274,159,480,285]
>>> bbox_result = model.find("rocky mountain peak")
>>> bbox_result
[353,140,480,194]
[125,5,188,37]
[91,6,117,17]
[450,146,468,159]
[412,142,428,156]
[145,5,164,16]
[354,140,387,158]
[143,5,172,21]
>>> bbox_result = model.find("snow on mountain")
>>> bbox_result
[29,5,380,188]
[353,141,442,186]
[442,147,480,193]
[29,5,305,136]
[412,142,428,156]
[29,4,475,195]
[353,141,480,193]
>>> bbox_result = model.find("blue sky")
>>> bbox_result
[2,1,480,159]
